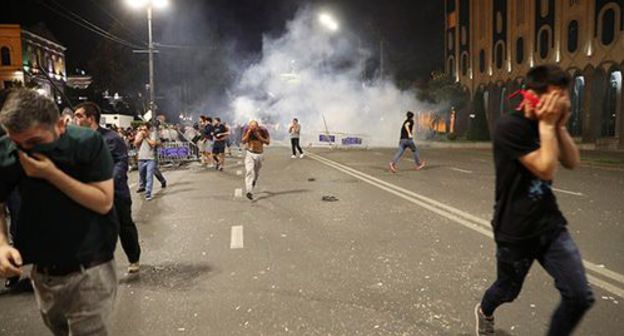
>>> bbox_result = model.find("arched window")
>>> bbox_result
[600,8,616,45]
[448,56,456,79]
[569,75,584,136]
[461,53,469,76]
[516,37,525,64]
[495,43,505,69]
[479,49,485,73]
[602,70,621,137]
[567,20,579,53]
[1,47,10,66]
[538,28,550,59]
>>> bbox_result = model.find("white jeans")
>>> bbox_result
[245,151,264,193]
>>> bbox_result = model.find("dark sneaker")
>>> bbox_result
[4,276,19,289]
[127,263,140,274]
[246,192,253,200]
[388,162,397,173]
[136,188,145,193]
[474,304,495,336]
[145,195,153,201]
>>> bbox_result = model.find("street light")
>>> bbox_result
[125,0,168,117]
[318,13,339,32]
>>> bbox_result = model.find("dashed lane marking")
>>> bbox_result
[230,225,244,249]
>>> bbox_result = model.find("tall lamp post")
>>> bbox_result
[126,0,168,118]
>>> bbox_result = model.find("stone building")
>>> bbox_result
[0,23,67,102]
[445,0,623,149]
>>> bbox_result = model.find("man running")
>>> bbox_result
[212,118,229,171]
[389,111,425,173]
[475,65,593,336]
[241,120,270,200]
[289,118,304,158]
[203,116,215,168]
[0,88,118,334]
[74,102,141,274]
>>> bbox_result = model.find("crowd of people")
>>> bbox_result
[0,64,595,336]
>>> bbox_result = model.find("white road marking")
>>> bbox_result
[230,225,244,249]
[450,167,473,174]
[552,187,584,197]
[308,152,624,298]
[234,188,243,198]
[236,170,243,176]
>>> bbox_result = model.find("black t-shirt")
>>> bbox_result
[0,126,118,265]
[400,119,414,140]
[212,124,227,146]
[492,112,566,244]
[203,124,214,141]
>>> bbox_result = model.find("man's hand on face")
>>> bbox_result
[0,244,23,278]
[18,151,58,180]
[535,91,563,126]
[555,92,572,128]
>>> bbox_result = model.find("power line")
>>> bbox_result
[86,0,146,45]
[36,0,145,50]
[47,0,146,47]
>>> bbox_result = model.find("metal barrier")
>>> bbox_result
[157,141,200,166]
[128,141,200,170]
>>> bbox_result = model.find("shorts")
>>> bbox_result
[212,142,226,154]
[197,139,206,152]
[204,140,214,153]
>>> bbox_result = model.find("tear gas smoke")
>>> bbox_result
[229,8,433,147]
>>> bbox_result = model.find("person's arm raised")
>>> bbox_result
[518,92,561,181]
[18,152,114,215]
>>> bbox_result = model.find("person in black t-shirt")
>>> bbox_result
[212,117,230,171]
[474,65,593,336]
[389,111,425,173]
[0,89,117,334]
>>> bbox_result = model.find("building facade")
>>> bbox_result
[0,24,67,102]
[445,0,624,149]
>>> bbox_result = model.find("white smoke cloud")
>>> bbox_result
[229,8,432,147]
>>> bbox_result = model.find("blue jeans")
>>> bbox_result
[481,229,594,336]
[392,139,422,165]
[138,160,156,197]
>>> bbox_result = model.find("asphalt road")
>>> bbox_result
[1,146,623,335]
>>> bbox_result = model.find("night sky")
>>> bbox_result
[2,0,443,116]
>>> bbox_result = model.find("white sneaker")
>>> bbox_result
[299,154,304,158]
[291,155,296,159]
[127,263,140,274]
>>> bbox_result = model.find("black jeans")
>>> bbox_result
[7,190,21,240]
[291,138,303,155]
[115,196,141,263]
[481,228,594,336]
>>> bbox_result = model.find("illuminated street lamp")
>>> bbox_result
[318,13,339,32]
[125,0,169,116]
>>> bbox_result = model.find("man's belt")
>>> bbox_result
[247,149,263,154]
[35,256,112,277]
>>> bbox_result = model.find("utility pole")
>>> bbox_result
[379,39,384,81]
[147,5,155,117]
